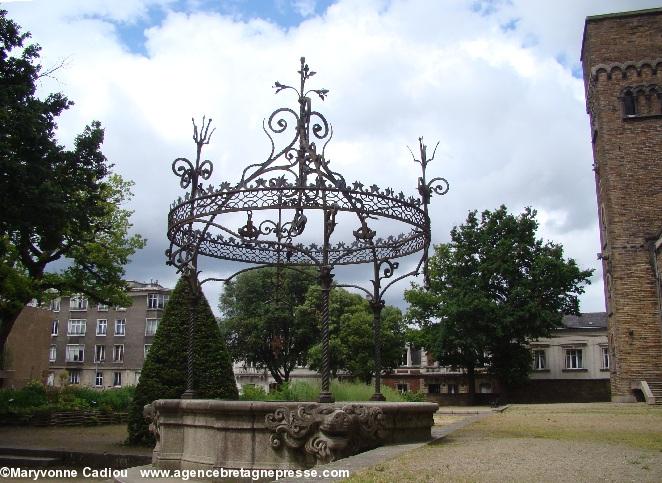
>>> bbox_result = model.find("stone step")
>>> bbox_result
[0,454,61,467]
[644,381,662,405]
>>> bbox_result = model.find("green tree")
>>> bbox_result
[304,286,406,384]
[219,267,318,384]
[405,206,593,397]
[0,10,145,359]
[127,277,238,445]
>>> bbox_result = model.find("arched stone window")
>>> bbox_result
[623,90,636,116]
[621,84,662,118]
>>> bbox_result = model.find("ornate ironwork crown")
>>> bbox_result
[166,57,448,285]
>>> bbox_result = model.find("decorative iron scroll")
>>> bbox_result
[265,404,386,464]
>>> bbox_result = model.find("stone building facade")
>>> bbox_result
[382,313,610,404]
[0,307,52,389]
[47,281,171,388]
[581,8,662,402]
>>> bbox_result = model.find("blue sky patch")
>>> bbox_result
[109,0,336,56]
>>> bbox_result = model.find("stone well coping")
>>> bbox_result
[151,399,439,415]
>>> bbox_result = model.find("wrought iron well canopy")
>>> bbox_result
[166,57,448,402]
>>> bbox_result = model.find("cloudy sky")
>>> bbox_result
[4,0,660,314]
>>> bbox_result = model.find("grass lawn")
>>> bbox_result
[346,403,662,482]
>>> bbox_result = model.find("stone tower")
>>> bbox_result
[581,8,662,403]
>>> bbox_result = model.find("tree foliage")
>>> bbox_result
[405,206,593,391]
[219,267,319,384]
[304,286,406,384]
[219,268,406,386]
[0,10,145,358]
[128,277,238,445]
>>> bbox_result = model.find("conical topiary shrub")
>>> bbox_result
[127,276,238,445]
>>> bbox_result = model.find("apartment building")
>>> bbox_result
[47,281,171,388]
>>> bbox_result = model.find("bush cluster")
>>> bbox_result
[0,380,134,418]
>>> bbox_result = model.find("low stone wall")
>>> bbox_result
[425,393,496,406]
[0,410,128,426]
[145,399,438,471]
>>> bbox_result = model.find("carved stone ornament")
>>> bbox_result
[265,404,386,464]
[144,403,161,453]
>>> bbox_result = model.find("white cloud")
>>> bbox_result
[292,0,317,17]
[6,0,655,314]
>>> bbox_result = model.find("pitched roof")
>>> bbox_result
[561,312,607,330]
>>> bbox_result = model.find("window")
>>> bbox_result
[396,383,408,393]
[69,295,88,311]
[69,370,81,384]
[532,349,546,370]
[67,319,86,336]
[97,303,109,312]
[66,344,85,362]
[448,384,458,394]
[410,347,421,366]
[115,306,127,312]
[145,318,159,336]
[49,298,60,312]
[479,383,492,394]
[49,345,56,362]
[95,372,103,387]
[51,320,59,336]
[113,372,122,387]
[94,344,105,362]
[113,344,124,362]
[96,319,107,336]
[115,319,126,336]
[47,373,55,386]
[147,293,169,310]
[601,346,610,369]
[144,344,152,358]
[624,91,637,115]
[427,384,440,394]
[564,349,583,369]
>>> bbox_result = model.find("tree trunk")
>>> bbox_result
[467,365,476,405]
[268,366,284,386]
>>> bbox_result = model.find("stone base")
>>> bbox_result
[144,400,438,471]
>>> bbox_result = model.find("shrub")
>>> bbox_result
[127,277,238,445]
[402,391,427,402]
[96,386,134,412]
[12,380,48,408]
[0,382,133,421]
[239,384,268,401]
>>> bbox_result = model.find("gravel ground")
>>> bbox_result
[0,423,150,455]
[346,403,662,483]
[1,404,661,482]
[0,424,150,482]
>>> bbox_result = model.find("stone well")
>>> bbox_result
[144,399,438,470]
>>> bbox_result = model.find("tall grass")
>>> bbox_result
[239,380,418,402]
